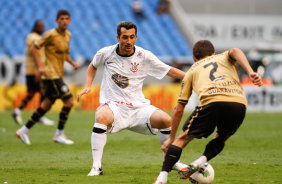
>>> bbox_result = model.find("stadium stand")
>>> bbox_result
[0,0,192,62]
[177,0,282,15]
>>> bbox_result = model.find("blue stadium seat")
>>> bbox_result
[0,0,192,61]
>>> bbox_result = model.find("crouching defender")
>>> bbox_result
[77,21,188,176]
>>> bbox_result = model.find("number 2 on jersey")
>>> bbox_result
[203,62,218,81]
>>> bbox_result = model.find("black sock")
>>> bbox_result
[25,108,47,129]
[162,145,182,172]
[58,106,71,130]
[39,93,45,103]
[203,137,225,161]
[19,93,34,110]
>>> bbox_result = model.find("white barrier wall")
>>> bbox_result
[245,86,282,112]
[185,15,282,51]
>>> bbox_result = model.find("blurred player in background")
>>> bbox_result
[12,20,54,126]
[154,40,263,184]
[77,21,187,176]
[132,0,146,18]
[16,10,80,145]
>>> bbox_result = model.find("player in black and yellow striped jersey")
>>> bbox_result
[16,10,80,145]
[154,40,263,184]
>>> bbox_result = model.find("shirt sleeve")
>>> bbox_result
[178,70,193,104]
[26,34,33,49]
[91,48,106,68]
[34,31,51,49]
[226,50,236,65]
[146,51,171,79]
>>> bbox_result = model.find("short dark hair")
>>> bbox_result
[31,20,44,34]
[117,21,137,37]
[193,40,215,60]
[56,9,71,19]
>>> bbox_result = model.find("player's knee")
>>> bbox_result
[151,119,171,129]
[68,101,74,108]
[157,113,171,128]
[216,134,230,143]
[64,98,74,108]
[150,110,171,129]
[95,110,113,125]
[95,114,107,124]
[162,116,172,128]
[41,101,52,111]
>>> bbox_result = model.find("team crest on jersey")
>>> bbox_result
[130,62,139,73]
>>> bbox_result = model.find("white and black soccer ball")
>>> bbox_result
[190,163,215,184]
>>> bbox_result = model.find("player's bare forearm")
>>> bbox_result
[161,103,185,152]
[31,45,46,75]
[66,55,80,70]
[167,67,185,80]
[66,55,75,65]
[229,48,263,86]
[85,64,97,88]
[30,45,43,68]
[229,48,254,75]
[170,103,186,139]
[77,64,97,102]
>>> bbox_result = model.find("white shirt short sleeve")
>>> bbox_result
[91,47,107,68]
[146,51,171,80]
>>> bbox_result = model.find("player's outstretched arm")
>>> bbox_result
[166,67,185,80]
[229,48,263,87]
[77,64,97,102]
[66,55,80,70]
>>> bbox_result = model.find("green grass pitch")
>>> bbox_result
[0,111,281,184]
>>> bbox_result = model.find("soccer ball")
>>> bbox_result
[190,163,215,184]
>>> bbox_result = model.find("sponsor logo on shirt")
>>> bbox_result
[111,73,129,88]
[114,100,133,106]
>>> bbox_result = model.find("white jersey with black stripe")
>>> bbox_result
[91,44,171,107]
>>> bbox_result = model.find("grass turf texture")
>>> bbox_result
[0,111,281,184]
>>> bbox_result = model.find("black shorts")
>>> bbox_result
[26,75,41,93]
[182,102,246,139]
[42,79,72,103]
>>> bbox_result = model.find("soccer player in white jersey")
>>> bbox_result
[77,21,187,176]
